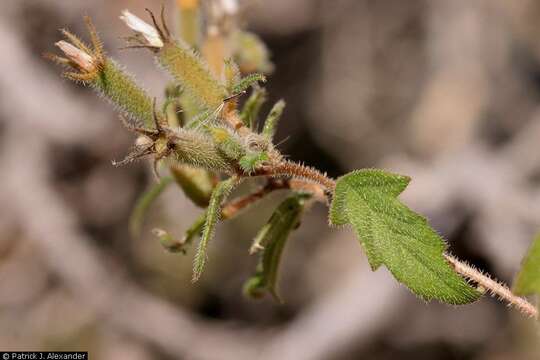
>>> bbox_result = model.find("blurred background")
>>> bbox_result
[1,0,540,359]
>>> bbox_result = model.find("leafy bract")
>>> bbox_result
[329,169,480,305]
[244,193,309,301]
[192,176,241,282]
[513,234,540,297]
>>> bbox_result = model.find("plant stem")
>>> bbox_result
[445,254,538,318]
[261,160,336,192]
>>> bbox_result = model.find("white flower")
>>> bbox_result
[55,40,96,71]
[120,10,164,48]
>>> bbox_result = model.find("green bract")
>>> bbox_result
[193,177,242,282]
[245,193,309,301]
[329,169,480,305]
[513,234,540,297]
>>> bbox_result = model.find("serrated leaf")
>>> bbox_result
[513,234,540,297]
[244,193,309,302]
[329,169,480,305]
[129,176,174,237]
[192,177,241,282]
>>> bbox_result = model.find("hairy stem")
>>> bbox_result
[445,254,538,318]
[261,160,336,192]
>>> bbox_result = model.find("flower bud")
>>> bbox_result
[120,10,164,48]
[55,40,96,72]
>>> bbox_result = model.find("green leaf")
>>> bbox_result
[192,177,241,282]
[244,193,309,302]
[329,169,480,304]
[262,100,285,140]
[240,86,267,129]
[232,73,266,95]
[224,59,241,93]
[210,127,246,161]
[513,234,540,297]
[129,176,174,237]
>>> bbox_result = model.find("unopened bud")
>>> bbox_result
[120,10,164,48]
[55,40,96,72]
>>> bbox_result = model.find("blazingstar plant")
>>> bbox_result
[46,3,539,319]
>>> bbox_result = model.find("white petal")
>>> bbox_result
[55,40,95,71]
[120,10,164,48]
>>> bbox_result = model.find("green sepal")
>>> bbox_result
[167,129,233,173]
[192,177,242,282]
[262,100,285,140]
[244,193,309,302]
[239,152,269,174]
[240,86,267,129]
[210,128,246,161]
[129,176,174,237]
[513,234,540,297]
[329,169,480,305]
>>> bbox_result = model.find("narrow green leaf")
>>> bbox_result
[193,177,242,282]
[240,86,267,129]
[262,100,285,140]
[224,59,241,93]
[244,193,309,302]
[129,176,174,237]
[513,234,540,297]
[232,73,266,95]
[329,169,480,305]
